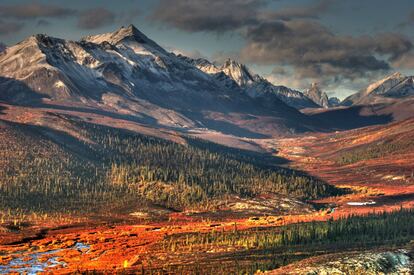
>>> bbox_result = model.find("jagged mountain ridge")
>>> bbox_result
[342,72,414,106]
[0,27,223,105]
[304,83,330,108]
[0,25,321,138]
[178,55,321,109]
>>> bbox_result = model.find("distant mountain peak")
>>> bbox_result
[32,33,66,46]
[220,58,255,86]
[82,25,167,56]
[222,58,249,72]
[375,71,404,83]
[83,24,147,44]
[178,55,319,109]
[342,71,414,105]
[115,24,147,42]
[365,72,406,96]
[304,82,329,108]
[223,58,241,67]
[389,71,403,78]
[310,82,319,88]
[126,24,139,31]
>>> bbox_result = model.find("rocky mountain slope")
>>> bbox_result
[179,55,321,109]
[3,25,413,142]
[304,82,330,108]
[303,82,340,108]
[0,25,322,140]
[342,72,414,106]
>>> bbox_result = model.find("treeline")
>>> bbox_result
[77,122,342,209]
[162,208,414,252]
[338,139,414,165]
[0,122,133,213]
[0,119,342,214]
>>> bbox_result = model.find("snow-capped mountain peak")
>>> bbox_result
[365,72,405,96]
[342,72,414,105]
[83,24,168,57]
[187,57,221,74]
[220,58,256,86]
[84,25,141,43]
[0,25,318,136]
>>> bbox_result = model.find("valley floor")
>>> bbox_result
[274,132,414,218]
[1,119,414,274]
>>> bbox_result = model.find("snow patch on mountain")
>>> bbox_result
[365,72,405,95]
[178,55,320,109]
[0,24,322,137]
[343,72,414,106]
[220,59,256,87]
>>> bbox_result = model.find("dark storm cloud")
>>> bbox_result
[150,0,267,32]
[77,8,116,29]
[374,33,413,60]
[36,19,51,26]
[392,52,414,69]
[0,3,76,19]
[150,0,414,86]
[0,3,133,31]
[0,19,24,36]
[271,67,288,76]
[151,0,335,32]
[119,9,141,25]
[240,20,412,79]
[263,0,334,21]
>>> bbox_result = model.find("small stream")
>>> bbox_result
[0,242,90,275]
[347,200,376,206]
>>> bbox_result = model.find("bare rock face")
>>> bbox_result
[304,82,330,108]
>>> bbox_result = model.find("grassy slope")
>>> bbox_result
[335,118,414,165]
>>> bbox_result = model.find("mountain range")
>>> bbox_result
[1,25,414,142]
[178,54,336,110]
[0,25,325,142]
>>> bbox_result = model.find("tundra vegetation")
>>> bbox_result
[156,208,414,273]
[338,139,414,165]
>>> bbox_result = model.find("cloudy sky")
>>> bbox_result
[1,0,414,99]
